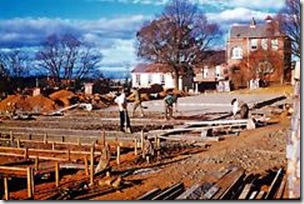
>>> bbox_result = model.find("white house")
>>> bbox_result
[131,63,192,90]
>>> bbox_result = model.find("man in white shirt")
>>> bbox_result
[114,89,132,133]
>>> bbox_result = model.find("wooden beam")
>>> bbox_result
[265,168,283,199]
[176,183,201,200]
[184,119,249,126]
[90,145,94,185]
[134,139,138,155]
[238,184,251,199]
[202,185,220,199]
[275,174,287,199]
[27,167,33,198]
[55,162,59,187]
[256,191,266,200]
[138,188,161,200]
[35,156,39,171]
[4,177,9,200]
[116,145,120,165]
[84,156,89,176]
[249,191,258,199]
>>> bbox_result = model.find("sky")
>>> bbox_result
[0,0,288,78]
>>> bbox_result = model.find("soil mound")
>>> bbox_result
[0,95,28,111]
[25,95,56,113]
[49,90,76,107]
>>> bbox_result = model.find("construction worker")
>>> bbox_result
[231,98,249,119]
[114,88,132,133]
[164,91,178,120]
[132,87,145,118]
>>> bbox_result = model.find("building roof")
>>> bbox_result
[230,21,282,39]
[132,63,171,73]
[200,50,226,66]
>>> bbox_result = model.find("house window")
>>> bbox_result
[250,39,258,51]
[160,74,165,85]
[271,39,279,50]
[231,47,243,59]
[135,74,140,86]
[261,39,268,50]
[148,74,152,84]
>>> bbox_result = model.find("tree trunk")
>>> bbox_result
[173,71,179,90]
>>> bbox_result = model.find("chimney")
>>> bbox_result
[250,17,257,28]
[265,15,273,24]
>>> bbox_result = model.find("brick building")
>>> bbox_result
[226,16,291,89]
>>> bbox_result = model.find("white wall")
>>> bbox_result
[131,72,175,89]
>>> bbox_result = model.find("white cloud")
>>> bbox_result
[207,7,274,24]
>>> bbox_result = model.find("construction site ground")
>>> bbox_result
[0,85,292,200]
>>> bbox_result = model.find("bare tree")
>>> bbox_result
[136,0,221,89]
[276,0,300,58]
[0,49,30,78]
[36,34,102,86]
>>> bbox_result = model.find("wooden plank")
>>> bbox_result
[212,168,245,200]
[152,182,184,200]
[202,185,220,199]
[90,146,94,185]
[184,119,249,126]
[219,170,245,199]
[0,166,27,172]
[55,162,59,187]
[265,168,283,199]
[138,188,161,200]
[238,184,252,199]
[256,191,266,200]
[4,177,9,200]
[27,167,33,198]
[249,191,258,199]
[175,183,201,200]
[0,146,101,157]
[275,174,287,199]
[160,124,247,137]
[0,152,72,162]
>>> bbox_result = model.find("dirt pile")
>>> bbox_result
[49,90,76,107]
[0,94,56,113]
[25,95,56,113]
[0,95,28,112]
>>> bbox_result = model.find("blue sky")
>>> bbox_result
[0,0,287,77]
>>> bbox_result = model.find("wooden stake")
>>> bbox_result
[140,130,144,150]
[24,147,29,159]
[84,156,89,176]
[154,135,157,146]
[4,177,9,200]
[66,149,71,161]
[35,156,39,171]
[77,137,81,147]
[146,155,150,164]
[16,138,20,148]
[116,145,120,165]
[134,139,138,155]
[61,136,65,143]
[44,133,48,144]
[9,131,14,142]
[29,134,32,140]
[90,146,94,185]
[31,168,35,196]
[102,130,106,147]
[157,136,160,149]
[55,162,59,187]
[27,167,33,198]
[52,142,55,150]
